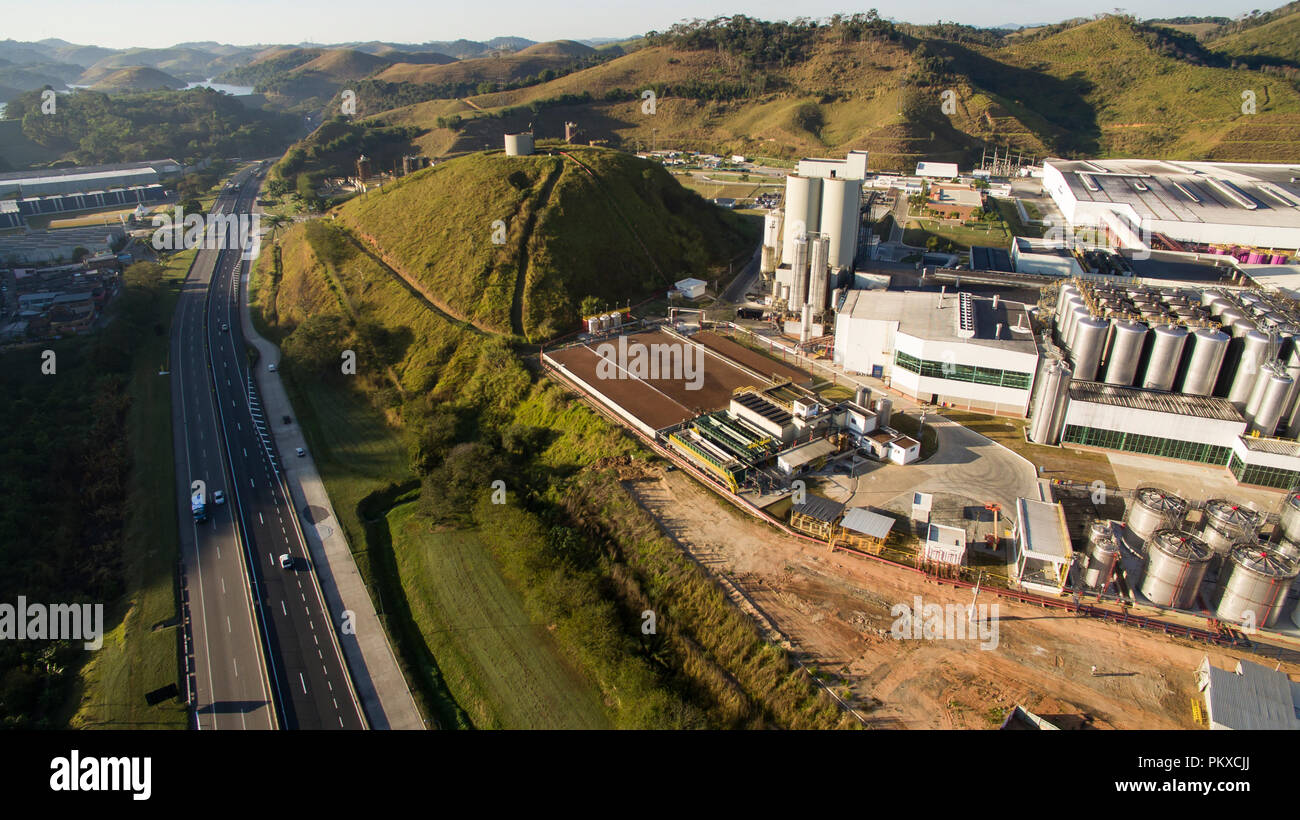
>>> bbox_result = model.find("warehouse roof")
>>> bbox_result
[1197,655,1300,731]
[1016,497,1071,561]
[778,437,837,469]
[837,289,1037,354]
[840,508,894,539]
[1067,381,1244,422]
[1236,435,1300,457]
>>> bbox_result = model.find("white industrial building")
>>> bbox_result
[0,159,179,197]
[1196,655,1300,730]
[1013,498,1072,595]
[915,161,959,180]
[1042,158,1300,250]
[834,289,1040,416]
[796,150,869,181]
[923,522,967,566]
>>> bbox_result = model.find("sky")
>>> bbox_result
[7,0,1287,48]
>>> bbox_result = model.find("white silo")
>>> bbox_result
[781,175,821,266]
[1102,320,1146,386]
[504,133,534,156]
[819,176,861,271]
[763,209,784,249]
[1141,324,1187,391]
[807,233,830,313]
[790,236,810,312]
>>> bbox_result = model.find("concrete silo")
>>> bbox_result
[781,175,821,266]
[819,176,862,271]
[1141,324,1187,391]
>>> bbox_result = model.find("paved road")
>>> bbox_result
[176,169,366,730]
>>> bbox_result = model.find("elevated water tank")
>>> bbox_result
[782,175,821,266]
[1125,486,1188,541]
[1071,317,1108,381]
[1140,529,1212,609]
[1141,324,1187,391]
[1179,328,1228,396]
[1103,320,1146,386]
[819,176,861,271]
[1215,544,1299,628]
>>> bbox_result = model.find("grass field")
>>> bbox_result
[387,503,611,729]
[71,248,197,729]
[904,217,1008,251]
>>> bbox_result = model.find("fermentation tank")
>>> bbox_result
[1140,529,1212,609]
[1064,300,1089,349]
[1248,362,1292,435]
[1280,491,1300,543]
[1103,320,1146,386]
[1028,359,1072,445]
[1083,521,1121,589]
[1141,324,1187,391]
[1200,499,1263,557]
[1215,544,1299,628]
[1125,486,1188,541]
[1179,328,1229,396]
[1275,538,1300,565]
[1071,317,1108,382]
[1227,330,1272,407]
[781,175,821,266]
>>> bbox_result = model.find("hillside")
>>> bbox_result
[328,146,753,340]
[372,41,600,88]
[1208,4,1300,66]
[77,46,254,83]
[89,66,187,92]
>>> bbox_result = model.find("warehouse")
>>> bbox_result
[833,289,1040,416]
[1042,158,1300,250]
[0,159,179,197]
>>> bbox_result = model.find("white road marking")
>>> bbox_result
[282,600,287,615]
[259,513,264,524]
[226,616,231,633]
[300,673,308,694]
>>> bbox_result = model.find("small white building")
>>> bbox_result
[776,437,837,475]
[888,436,920,465]
[1013,497,1072,594]
[674,277,707,299]
[916,161,959,180]
[923,522,967,566]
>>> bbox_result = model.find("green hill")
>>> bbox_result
[89,66,186,92]
[1208,3,1300,66]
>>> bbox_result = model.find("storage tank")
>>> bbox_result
[763,209,784,249]
[1200,499,1263,557]
[819,176,861,270]
[1140,529,1212,609]
[1141,324,1187,391]
[1215,545,1299,628]
[1126,486,1188,541]
[1280,491,1300,543]
[503,132,534,156]
[874,396,892,427]
[1055,283,1078,321]
[1103,320,1146,386]
[1179,328,1229,396]
[1248,362,1292,435]
[790,236,810,311]
[781,175,821,266]
[1071,317,1108,381]
[1083,521,1121,589]
[1275,537,1300,565]
[1061,297,1087,347]
[1028,359,1072,445]
[807,233,831,313]
[1227,330,1272,408]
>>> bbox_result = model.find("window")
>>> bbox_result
[892,351,1032,390]
[1063,425,1231,466]
[1229,453,1300,490]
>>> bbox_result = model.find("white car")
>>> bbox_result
[212,490,225,505]
[268,363,277,372]
[279,553,293,569]
[295,447,306,457]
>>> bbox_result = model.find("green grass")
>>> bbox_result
[903,217,1008,251]
[387,503,611,729]
[71,248,197,729]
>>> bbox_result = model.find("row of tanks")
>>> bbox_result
[1105,486,1300,629]
[583,312,624,334]
[1053,282,1300,437]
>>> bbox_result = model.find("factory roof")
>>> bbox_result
[1045,158,1300,231]
[777,437,837,469]
[916,161,959,178]
[1236,435,1300,457]
[1197,655,1300,731]
[840,508,894,539]
[1016,497,1071,561]
[1067,381,1244,422]
[791,496,844,524]
[970,245,1014,272]
[837,289,1037,354]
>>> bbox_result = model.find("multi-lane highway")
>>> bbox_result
[173,168,365,729]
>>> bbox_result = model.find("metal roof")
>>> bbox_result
[840,508,894,539]
[1198,656,1300,731]
[777,437,836,468]
[1016,497,1072,561]
[1067,380,1244,422]
[791,496,843,524]
[1237,435,1300,457]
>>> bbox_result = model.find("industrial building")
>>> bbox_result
[915,161,959,180]
[1010,237,1134,279]
[1042,158,1300,251]
[1196,656,1300,730]
[1013,497,1072,595]
[834,289,1039,416]
[796,150,869,181]
[0,159,179,197]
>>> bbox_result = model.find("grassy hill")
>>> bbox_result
[89,66,186,92]
[1208,3,1300,66]
[329,146,752,340]
[77,46,252,84]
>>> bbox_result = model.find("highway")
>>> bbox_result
[174,167,365,729]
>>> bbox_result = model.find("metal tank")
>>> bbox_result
[807,233,831,313]
[1055,283,1077,323]
[1275,538,1300,565]
[1215,544,1299,628]
[1071,317,1108,382]
[1028,359,1073,445]
[1083,521,1121,589]
[1227,330,1273,408]
[762,209,784,249]
[1248,362,1292,435]
[1126,486,1189,541]
[1063,299,1088,348]
[1141,324,1187,391]
[781,175,821,266]
[1103,320,1146,386]
[1140,529,1212,609]
[1280,491,1300,543]
[1179,328,1229,396]
[818,176,861,271]
[1200,499,1263,557]
[789,235,810,311]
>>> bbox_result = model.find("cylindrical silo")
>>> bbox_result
[1281,491,1300,543]
[790,235,810,311]
[807,233,830,313]
[1141,324,1187,391]
[1200,499,1263,558]
[819,176,861,271]
[1228,330,1272,408]
[1083,521,1121,589]
[1140,529,1212,609]
[503,132,534,156]
[781,175,821,266]
[1103,320,1146,386]
[1029,359,1072,445]
[763,209,784,249]
[1215,545,1299,628]
[1126,486,1189,541]
[1061,298,1086,347]
[1072,317,1108,382]
[1249,363,1292,435]
[1179,328,1229,396]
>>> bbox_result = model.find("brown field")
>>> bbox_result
[544,328,771,431]
[694,330,815,386]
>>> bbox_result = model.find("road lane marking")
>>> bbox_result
[281,601,287,615]
[300,673,307,694]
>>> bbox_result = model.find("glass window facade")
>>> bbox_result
[1229,453,1300,490]
[1062,424,1232,465]
[894,351,1032,390]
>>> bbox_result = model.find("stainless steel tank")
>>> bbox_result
[1249,363,1293,435]
[1200,499,1264,556]
[1179,328,1229,396]
[1140,529,1212,609]
[1280,491,1300,543]
[1275,537,1300,565]
[1141,324,1187,391]
[1126,486,1189,541]
[1083,521,1121,589]
[1065,302,1090,350]
[1103,320,1146,386]
[1028,359,1072,445]
[1227,330,1272,408]
[1215,544,1299,628]
[1071,317,1108,381]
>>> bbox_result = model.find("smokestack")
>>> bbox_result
[993,294,1000,309]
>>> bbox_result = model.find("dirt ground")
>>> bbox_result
[627,467,1300,730]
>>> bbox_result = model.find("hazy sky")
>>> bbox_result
[9,0,1284,48]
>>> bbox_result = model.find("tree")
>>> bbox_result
[580,295,603,318]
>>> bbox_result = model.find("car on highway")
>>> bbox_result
[268,363,277,372]
[279,553,293,569]
[212,490,225,505]
[220,322,229,332]
[295,447,306,457]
